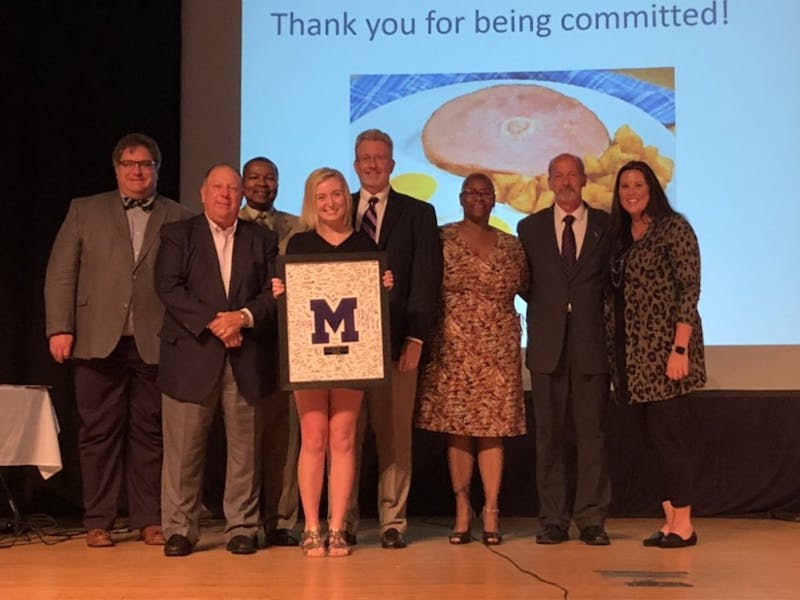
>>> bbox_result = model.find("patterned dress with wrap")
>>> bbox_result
[415,223,528,437]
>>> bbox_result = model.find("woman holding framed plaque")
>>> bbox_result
[272,168,392,557]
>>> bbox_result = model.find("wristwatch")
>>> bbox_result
[673,345,687,355]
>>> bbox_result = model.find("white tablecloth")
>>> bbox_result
[0,385,62,479]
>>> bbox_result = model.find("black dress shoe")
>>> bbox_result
[536,524,569,545]
[344,531,357,546]
[164,534,192,557]
[256,527,271,549]
[268,528,299,547]
[380,527,407,549]
[643,531,666,547]
[226,534,257,555]
[660,531,697,548]
[579,525,610,546]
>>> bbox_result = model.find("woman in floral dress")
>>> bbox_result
[416,172,528,545]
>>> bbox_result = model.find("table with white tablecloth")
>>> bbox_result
[0,385,62,479]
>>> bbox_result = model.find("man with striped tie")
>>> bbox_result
[347,128,443,549]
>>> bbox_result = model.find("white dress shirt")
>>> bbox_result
[553,201,588,259]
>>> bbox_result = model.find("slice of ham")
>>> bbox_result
[422,84,610,177]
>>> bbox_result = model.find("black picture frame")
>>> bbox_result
[276,252,391,390]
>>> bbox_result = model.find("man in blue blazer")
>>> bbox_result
[346,129,443,549]
[517,153,612,546]
[155,164,278,556]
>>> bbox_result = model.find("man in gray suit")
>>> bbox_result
[239,156,301,547]
[44,133,193,547]
[517,153,612,546]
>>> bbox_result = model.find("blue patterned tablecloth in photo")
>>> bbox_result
[350,71,674,126]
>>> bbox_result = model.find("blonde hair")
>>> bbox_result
[299,167,354,230]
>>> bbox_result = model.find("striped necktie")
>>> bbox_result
[361,196,379,242]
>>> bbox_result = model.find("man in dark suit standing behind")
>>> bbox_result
[155,164,278,557]
[44,133,192,547]
[517,153,612,546]
[239,156,302,547]
[347,129,443,549]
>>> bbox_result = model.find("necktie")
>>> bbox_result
[361,196,379,242]
[123,196,155,212]
[561,214,576,270]
[255,211,274,231]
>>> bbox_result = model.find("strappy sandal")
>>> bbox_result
[326,529,351,557]
[449,490,473,544]
[482,508,503,546]
[300,528,326,557]
[449,507,474,544]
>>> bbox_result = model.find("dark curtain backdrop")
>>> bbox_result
[2,3,799,523]
[2,2,182,513]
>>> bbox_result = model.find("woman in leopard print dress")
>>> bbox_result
[607,161,706,549]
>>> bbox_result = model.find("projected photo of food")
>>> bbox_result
[350,69,675,231]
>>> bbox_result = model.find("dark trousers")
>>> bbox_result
[640,395,693,507]
[261,389,300,532]
[74,337,162,530]
[532,349,611,530]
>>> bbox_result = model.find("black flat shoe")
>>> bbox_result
[381,527,407,549]
[536,524,569,545]
[164,533,192,557]
[643,531,666,547]
[660,531,698,548]
[579,525,610,546]
[268,528,299,547]
[449,531,471,544]
[344,531,357,546]
[226,534,257,555]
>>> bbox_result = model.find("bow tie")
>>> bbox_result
[123,196,155,212]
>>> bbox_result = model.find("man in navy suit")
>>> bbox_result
[154,164,278,556]
[346,129,443,548]
[517,153,612,546]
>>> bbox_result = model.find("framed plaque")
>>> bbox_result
[277,252,391,390]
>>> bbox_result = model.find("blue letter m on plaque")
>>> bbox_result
[309,298,359,344]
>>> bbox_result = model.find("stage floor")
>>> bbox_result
[1,517,796,599]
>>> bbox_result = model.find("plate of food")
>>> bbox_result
[350,77,676,232]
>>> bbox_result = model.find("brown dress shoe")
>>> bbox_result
[140,525,166,545]
[86,528,114,547]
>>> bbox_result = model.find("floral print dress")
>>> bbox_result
[416,223,528,437]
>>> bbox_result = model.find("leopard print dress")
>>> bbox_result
[415,223,528,436]
[607,213,706,404]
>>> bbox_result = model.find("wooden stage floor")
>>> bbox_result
[0,517,796,599]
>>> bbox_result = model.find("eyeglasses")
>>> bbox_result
[460,189,494,199]
[118,160,157,170]
[357,154,391,165]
